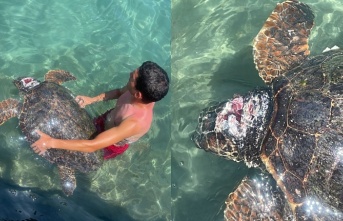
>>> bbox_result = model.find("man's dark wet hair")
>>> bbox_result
[136,61,169,103]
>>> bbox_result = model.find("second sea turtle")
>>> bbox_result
[192,0,343,220]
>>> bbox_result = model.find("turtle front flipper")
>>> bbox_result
[45,70,76,85]
[57,165,77,196]
[253,0,315,83]
[0,99,21,125]
[224,175,343,220]
[224,175,293,220]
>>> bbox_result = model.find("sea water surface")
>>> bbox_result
[1,0,343,220]
[0,0,170,220]
[171,0,343,220]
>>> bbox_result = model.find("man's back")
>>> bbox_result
[105,90,155,144]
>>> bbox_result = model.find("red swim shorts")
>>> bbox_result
[93,109,130,160]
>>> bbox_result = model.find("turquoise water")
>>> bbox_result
[171,0,343,220]
[0,0,170,220]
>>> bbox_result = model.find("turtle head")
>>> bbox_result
[192,89,273,168]
[13,77,41,92]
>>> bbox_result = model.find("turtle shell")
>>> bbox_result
[261,49,343,216]
[19,81,100,173]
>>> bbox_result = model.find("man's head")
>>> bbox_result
[133,61,169,103]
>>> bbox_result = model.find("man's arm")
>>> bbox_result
[103,85,128,101]
[76,85,128,107]
[31,117,141,154]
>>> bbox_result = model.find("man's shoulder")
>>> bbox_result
[119,86,128,96]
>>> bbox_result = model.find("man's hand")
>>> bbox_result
[75,95,94,108]
[31,130,52,155]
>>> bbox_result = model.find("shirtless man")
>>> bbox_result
[31,61,169,159]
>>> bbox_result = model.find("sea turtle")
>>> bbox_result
[0,70,101,196]
[192,0,343,220]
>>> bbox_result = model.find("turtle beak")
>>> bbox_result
[13,77,24,90]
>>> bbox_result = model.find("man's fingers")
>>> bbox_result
[75,96,86,108]
[32,145,45,156]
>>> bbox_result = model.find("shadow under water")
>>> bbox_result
[0,177,136,221]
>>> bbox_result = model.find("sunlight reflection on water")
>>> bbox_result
[0,0,170,220]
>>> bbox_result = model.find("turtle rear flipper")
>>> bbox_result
[45,70,76,85]
[224,175,293,220]
[0,99,20,125]
[253,0,315,83]
[58,165,77,196]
